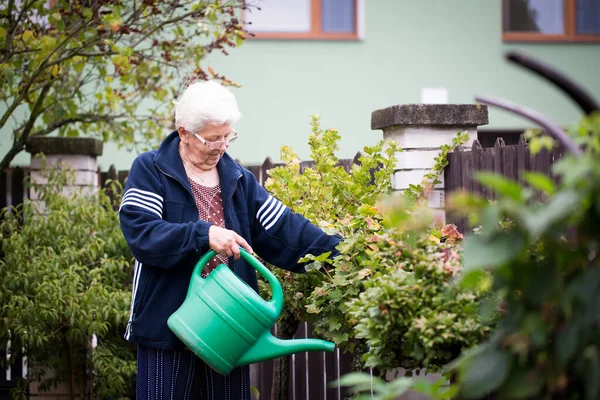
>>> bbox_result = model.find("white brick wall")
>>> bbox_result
[29,154,99,205]
[383,125,479,224]
[30,154,98,172]
[384,126,477,149]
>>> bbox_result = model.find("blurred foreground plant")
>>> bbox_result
[447,112,600,399]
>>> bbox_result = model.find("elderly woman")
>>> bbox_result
[119,81,340,399]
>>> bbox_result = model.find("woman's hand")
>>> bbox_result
[208,226,253,260]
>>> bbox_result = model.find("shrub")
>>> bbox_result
[264,116,490,376]
[348,221,492,373]
[0,166,135,399]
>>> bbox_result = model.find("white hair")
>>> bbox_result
[174,81,241,132]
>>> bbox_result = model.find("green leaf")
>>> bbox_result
[555,324,579,367]
[479,205,502,236]
[522,171,555,195]
[304,261,322,272]
[461,348,510,399]
[250,385,260,400]
[584,346,600,400]
[334,372,386,392]
[526,190,581,237]
[475,172,523,202]
[462,232,525,271]
[3,66,14,85]
[460,269,491,291]
[499,370,542,399]
[553,155,593,186]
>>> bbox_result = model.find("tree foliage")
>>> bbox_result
[0,0,247,171]
[0,166,135,399]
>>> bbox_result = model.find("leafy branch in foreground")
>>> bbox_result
[447,113,600,399]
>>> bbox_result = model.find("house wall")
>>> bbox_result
[5,0,600,170]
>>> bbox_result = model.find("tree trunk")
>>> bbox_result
[270,315,300,400]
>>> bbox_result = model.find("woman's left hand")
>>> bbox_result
[208,225,253,260]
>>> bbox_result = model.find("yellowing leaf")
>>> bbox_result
[40,36,57,51]
[357,269,371,279]
[208,66,215,76]
[51,64,60,77]
[429,235,440,243]
[109,18,122,32]
[23,30,34,42]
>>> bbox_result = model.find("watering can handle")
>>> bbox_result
[194,249,284,315]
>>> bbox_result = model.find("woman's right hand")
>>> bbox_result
[208,225,253,260]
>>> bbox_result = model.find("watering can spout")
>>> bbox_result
[236,332,335,367]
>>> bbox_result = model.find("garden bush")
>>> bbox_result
[265,116,491,378]
[348,220,492,373]
[0,165,135,400]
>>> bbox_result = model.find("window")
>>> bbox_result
[503,0,600,42]
[244,0,361,40]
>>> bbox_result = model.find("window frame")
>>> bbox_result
[244,0,359,41]
[503,0,600,42]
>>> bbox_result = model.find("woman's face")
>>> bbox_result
[179,122,233,169]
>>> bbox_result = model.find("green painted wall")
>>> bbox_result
[7,0,600,170]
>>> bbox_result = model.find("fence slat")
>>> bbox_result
[445,136,563,235]
[11,168,25,207]
[470,140,484,197]
[516,134,529,185]
[0,170,7,211]
[293,322,308,400]
[306,323,326,400]
[0,168,27,398]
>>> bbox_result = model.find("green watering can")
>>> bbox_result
[167,249,335,375]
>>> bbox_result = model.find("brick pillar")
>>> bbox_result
[371,104,488,222]
[25,137,103,201]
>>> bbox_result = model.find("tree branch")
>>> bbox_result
[0,14,95,131]
[29,113,127,137]
[131,9,201,48]
[0,80,53,172]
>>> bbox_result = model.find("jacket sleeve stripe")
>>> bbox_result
[264,205,287,231]
[125,187,163,202]
[256,194,288,230]
[120,200,162,218]
[122,193,162,214]
[262,201,283,226]
[257,196,275,221]
[259,200,279,224]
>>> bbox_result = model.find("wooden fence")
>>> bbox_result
[98,153,362,189]
[1,139,564,399]
[0,168,28,400]
[444,135,565,232]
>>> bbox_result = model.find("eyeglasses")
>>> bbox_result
[193,130,239,150]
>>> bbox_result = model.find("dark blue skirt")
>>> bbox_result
[136,345,251,400]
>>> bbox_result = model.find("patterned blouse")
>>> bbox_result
[187,178,229,277]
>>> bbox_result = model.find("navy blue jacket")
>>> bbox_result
[119,131,341,349]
